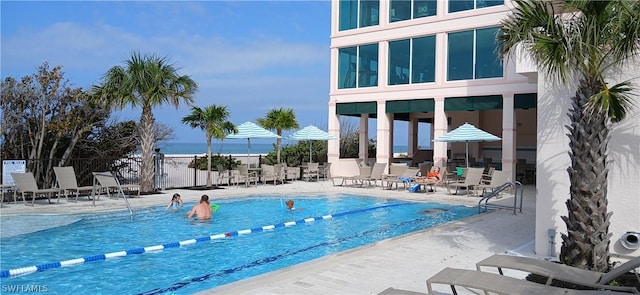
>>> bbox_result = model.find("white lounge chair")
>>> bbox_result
[54,166,97,202]
[11,172,63,205]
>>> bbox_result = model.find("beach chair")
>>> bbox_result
[381,165,410,190]
[54,166,97,202]
[426,267,632,295]
[475,170,510,196]
[11,172,63,205]
[447,167,484,196]
[92,171,140,199]
[319,162,332,181]
[357,162,386,188]
[475,254,640,293]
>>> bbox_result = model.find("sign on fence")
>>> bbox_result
[2,160,26,186]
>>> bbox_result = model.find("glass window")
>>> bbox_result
[390,0,411,22]
[360,0,380,28]
[449,0,503,13]
[339,0,358,31]
[475,27,503,79]
[338,47,358,89]
[447,31,474,81]
[388,40,410,85]
[340,0,379,31]
[448,0,474,13]
[414,0,437,18]
[477,0,503,9]
[359,43,379,87]
[412,35,436,83]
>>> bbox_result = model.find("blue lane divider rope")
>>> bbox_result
[0,203,406,278]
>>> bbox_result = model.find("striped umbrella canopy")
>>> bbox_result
[433,122,501,167]
[227,121,281,164]
[288,125,338,163]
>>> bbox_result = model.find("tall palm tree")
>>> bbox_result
[182,105,236,187]
[92,52,197,192]
[500,0,639,272]
[257,108,299,163]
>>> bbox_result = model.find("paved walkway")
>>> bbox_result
[0,180,538,294]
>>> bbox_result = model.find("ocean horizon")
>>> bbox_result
[157,142,409,155]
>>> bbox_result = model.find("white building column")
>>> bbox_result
[502,92,516,180]
[376,101,391,167]
[359,114,369,163]
[327,101,340,163]
[433,96,447,167]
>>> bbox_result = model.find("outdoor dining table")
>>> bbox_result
[0,184,18,206]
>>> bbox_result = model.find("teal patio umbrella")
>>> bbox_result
[433,122,501,167]
[227,121,281,164]
[288,125,338,163]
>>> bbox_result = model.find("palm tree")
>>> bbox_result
[500,0,639,272]
[92,52,197,192]
[182,105,236,187]
[257,108,299,163]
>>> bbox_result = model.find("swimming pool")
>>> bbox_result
[0,194,479,294]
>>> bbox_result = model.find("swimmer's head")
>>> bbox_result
[285,199,294,209]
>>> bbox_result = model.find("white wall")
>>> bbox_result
[535,62,640,258]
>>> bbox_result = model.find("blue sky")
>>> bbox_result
[1,1,340,143]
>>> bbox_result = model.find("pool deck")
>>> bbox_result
[0,180,538,294]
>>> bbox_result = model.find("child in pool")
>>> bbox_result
[285,199,303,211]
[165,193,184,210]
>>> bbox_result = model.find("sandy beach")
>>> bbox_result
[1,179,539,295]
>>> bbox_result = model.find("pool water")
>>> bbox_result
[0,194,478,294]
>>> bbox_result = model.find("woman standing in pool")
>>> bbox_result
[186,195,213,220]
[165,193,184,210]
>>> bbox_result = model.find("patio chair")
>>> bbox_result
[92,171,140,199]
[236,164,258,187]
[302,162,320,181]
[319,162,332,181]
[361,162,387,188]
[216,164,237,186]
[381,165,410,190]
[11,172,63,205]
[53,166,97,202]
[475,254,640,293]
[426,267,632,295]
[261,164,284,185]
[475,170,510,196]
[447,167,484,196]
[282,162,298,181]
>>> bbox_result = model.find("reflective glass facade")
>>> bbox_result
[388,35,436,85]
[447,27,502,81]
[448,0,503,13]
[389,0,437,23]
[338,44,379,89]
[339,0,379,31]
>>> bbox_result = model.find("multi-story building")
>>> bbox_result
[327,0,639,258]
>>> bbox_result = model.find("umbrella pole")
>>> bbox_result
[247,138,251,166]
[465,142,469,168]
[309,141,312,163]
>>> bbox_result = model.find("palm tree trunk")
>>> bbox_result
[206,136,212,187]
[560,79,612,272]
[139,105,155,192]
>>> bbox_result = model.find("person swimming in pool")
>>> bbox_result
[165,193,184,211]
[186,195,212,220]
[285,199,303,211]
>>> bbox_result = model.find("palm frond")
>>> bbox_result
[586,80,636,123]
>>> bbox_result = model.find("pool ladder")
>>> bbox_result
[92,173,134,219]
[477,181,523,215]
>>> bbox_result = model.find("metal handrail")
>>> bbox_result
[478,181,523,215]
[92,172,133,219]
